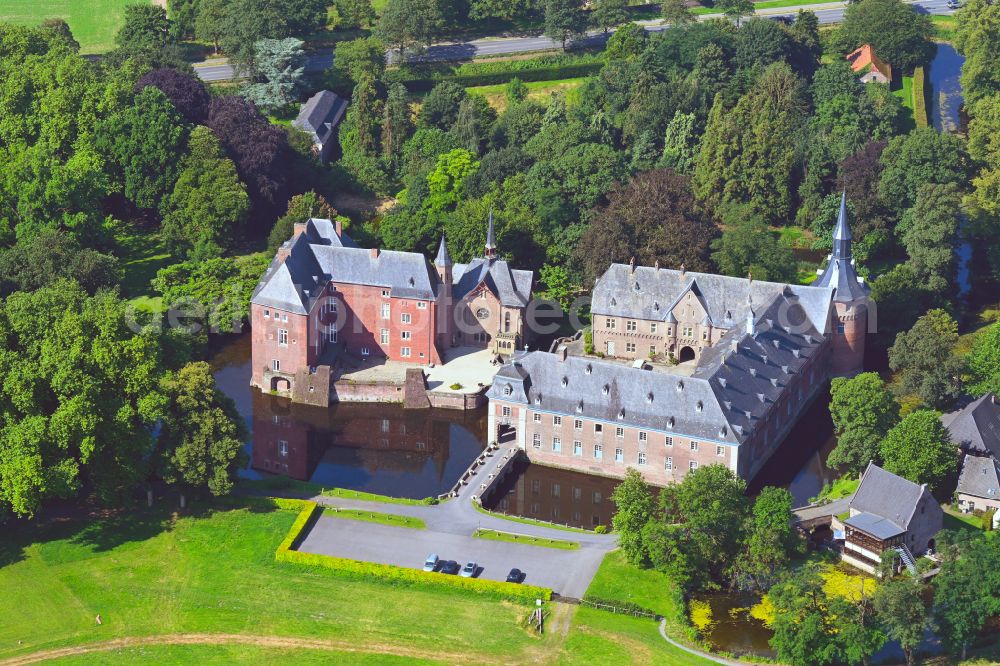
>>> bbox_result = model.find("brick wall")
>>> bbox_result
[251,302,313,390]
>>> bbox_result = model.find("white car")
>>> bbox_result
[460,561,478,578]
[423,554,439,572]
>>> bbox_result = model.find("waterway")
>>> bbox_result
[928,41,964,134]
[211,336,487,500]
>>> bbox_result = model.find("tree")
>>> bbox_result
[169,0,199,40]
[423,149,480,213]
[136,68,211,124]
[879,410,959,497]
[769,565,884,665]
[94,86,191,211]
[874,575,934,666]
[216,0,290,76]
[646,464,748,591]
[661,0,695,26]
[933,534,1000,660]
[450,96,495,155]
[158,362,248,496]
[469,0,533,20]
[966,321,1000,397]
[834,0,934,72]
[336,0,377,28]
[888,308,964,410]
[711,205,798,283]
[604,22,647,61]
[965,92,1000,217]
[610,468,656,564]
[242,38,306,113]
[206,95,290,219]
[0,281,175,518]
[539,264,574,310]
[544,0,586,50]
[733,487,798,591]
[954,0,1000,110]
[382,82,414,169]
[163,127,251,259]
[196,0,228,54]
[376,0,445,56]
[718,0,754,26]
[268,191,340,253]
[592,0,628,33]
[899,182,961,295]
[334,36,386,83]
[114,4,170,55]
[693,63,809,225]
[879,127,971,216]
[827,373,899,474]
[418,81,468,130]
[0,229,119,297]
[575,169,718,283]
[734,18,791,71]
[658,111,698,174]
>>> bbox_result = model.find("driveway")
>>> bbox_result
[298,513,609,598]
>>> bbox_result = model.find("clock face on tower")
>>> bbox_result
[475,307,490,320]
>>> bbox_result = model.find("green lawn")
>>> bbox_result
[0,0,151,54]
[465,77,587,113]
[892,75,918,132]
[931,15,957,42]
[811,475,860,503]
[323,507,426,529]
[472,528,580,550]
[238,477,439,505]
[691,0,845,15]
[116,226,176,311]
[943,507,988,534]
[43,644,444,665]
[471,501,592,533]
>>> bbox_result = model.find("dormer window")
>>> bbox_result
[585,363,592,375]
[667,416,675,428]
[696,401,703,412]
[503,384,512,396]
[646,392,654,404]
[633,282,640,292]
[534,395,541,405]
[618,408,625,419]
[602,384,610,396]
[653,302,660,311]
[676,380,684,392]
[576,401,583,413]
[610,297,617,306]
[719,426,728,437]
[725,310,732,320]
[561,376,568,387]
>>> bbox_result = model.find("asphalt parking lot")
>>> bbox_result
[298,514,609,598]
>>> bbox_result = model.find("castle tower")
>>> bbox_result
[434,235,453,348]
[814,192,870,377]
[485,209,497,259]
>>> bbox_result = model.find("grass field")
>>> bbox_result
[0,500,709,665]
[116,226,176,313]
[931,15,958,42]
[323,507,427,529]
[471,501,593,533]
[466,78,587,112]
[472,528,580,550]
[0,0,151,55]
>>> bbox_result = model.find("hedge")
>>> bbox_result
[389,53,604,91]
[276,501,323,555]
[582,595,660,619]
[277,548,552,603]
[913,66,929,128]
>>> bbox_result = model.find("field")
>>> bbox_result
[0,0,151,55]
[0,500,711,665]
[465,78,587,112]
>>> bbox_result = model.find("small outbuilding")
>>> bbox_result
[846,44,892,84]
[293,90,348,164]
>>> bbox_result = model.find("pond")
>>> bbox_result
[928,41,964,134]
[211,336,487,500]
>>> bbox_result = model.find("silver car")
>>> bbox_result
[423,554,439,572]
[460,561,478,578]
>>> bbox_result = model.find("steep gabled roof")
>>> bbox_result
[453,258,533,308]
[956,454,1000,501]
[942,393,1000,457]
[849,462,932,533]
[846,44,892,80]
[293,90,348,144]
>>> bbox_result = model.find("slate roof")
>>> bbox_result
[845,512,905,540]
[814,192,870,303]
[849,462,929,534]
[293,90,348,145]
[956,454,1000,500]
[591,266,835,335]
[942,393,1000,457]
[487,302,826,445]
[453,258,533,308]
[251,218,438,313]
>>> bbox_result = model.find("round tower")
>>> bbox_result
[815,193,869,377]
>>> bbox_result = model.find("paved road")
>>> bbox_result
[299,513,609,597]
[193,0,956,82]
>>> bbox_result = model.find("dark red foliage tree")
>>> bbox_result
[574,169,719,282]
[205,96,290,221]
[136,68,211,124]
[837,139,892,238]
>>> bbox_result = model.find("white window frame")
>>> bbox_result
[638,452,647,465]
[380,303,390,319]
[272,359,280,371]
[533,433,541,448]
[401,347,411,357]
[615,448,624,463]
[666,457,673,471]
[401,312,412,324]
[553,415,562,426]
[381,329,389,344]
[277,329,288,346]
[593,443,603,460]
[401,330,411,340]
[573,441,582,456]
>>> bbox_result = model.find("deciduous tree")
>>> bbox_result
[610,468,656,565]
[879,409,958,497]
[136,68,212,124]
[544,0,586,49]
[874,574,934,666]
[834,0,934,72]
[711,204,797,283]
[888,308,964,410]
[828,373,899,475]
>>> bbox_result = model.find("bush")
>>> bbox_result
[275,501,323,554]
[594,524,608,534]
[582,595,659,618]
[584,329,594,355]
[449,382,464,390]
[276,548,552,603]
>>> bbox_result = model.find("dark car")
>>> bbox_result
[439,560,460,575]
[505,568,525,584]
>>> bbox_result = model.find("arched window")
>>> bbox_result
[504,312,511,333]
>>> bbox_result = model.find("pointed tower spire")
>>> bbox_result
[485,208,496,259]
[435,235,452,267]
[832,190,852,260]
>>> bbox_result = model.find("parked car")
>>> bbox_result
[460,561,478,578]
[505,568,524,584]
[423,554,439,572]
[947,0,961,8]
[439,560,460,575]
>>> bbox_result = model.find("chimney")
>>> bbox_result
[335,217,343,237]
[276,242,291,263]
[293,222,307,238]
[629,256,636,274]
[680,263,686,276]
[557,345,568,361]
[370,247,379,259]
[654,260,660,272]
